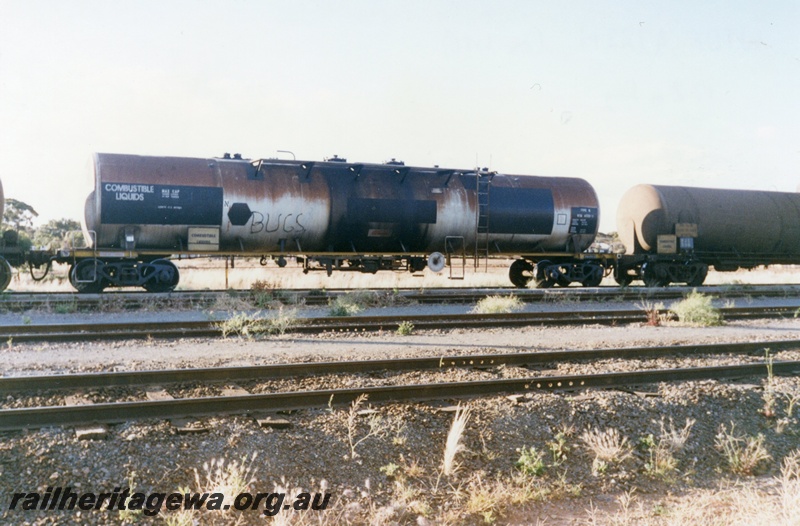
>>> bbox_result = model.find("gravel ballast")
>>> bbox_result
[2,305,800,525]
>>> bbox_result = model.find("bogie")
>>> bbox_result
[69,258,180,293]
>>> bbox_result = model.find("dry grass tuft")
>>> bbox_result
[636,299,666,326]
[160,453,259,524]
[457,472,549,525]
[327,290,413,317]
[210,291,254,312]
[195,454,258,501]
[641,417,695,477]
[585,489,641,526]
[471,294,524,314]
[442,404,472,477]
[217,307,299,339]
[345,394,390,460]
[650,451,800,525]
[658,416,695,452]
[581,427,633,475]
[779,449,800,522]
[715,422,772,476]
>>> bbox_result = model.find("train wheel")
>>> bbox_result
[0,257,11,292]
[614,273,633,287]
[69,259,108,293]
[582,264,604,287]
[142,259,180,292]
[508,259,534,288]
[533,260,555,289]
[687,264,708,287]
[642,263,668,288]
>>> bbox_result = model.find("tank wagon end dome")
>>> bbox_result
[616,184,666,253]
[82,191,97,248]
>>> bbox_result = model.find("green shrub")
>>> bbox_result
[328,294,366,317]
[669,290,723,326]
[53,299,78,314]
[217,308,299,338]
[515,446,546,476]
[396,321,414,335]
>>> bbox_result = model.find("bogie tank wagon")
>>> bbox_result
[615,184,800,287]
[63,153,601,292]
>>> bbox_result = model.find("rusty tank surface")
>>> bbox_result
[617,184,800,269]
[71,152,600,291]
[84,153,598,256]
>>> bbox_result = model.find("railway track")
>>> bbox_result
[1,340,797,431]
[1,304,800,342]
[1,283,799,311]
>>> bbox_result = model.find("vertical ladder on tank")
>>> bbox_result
[474,173,491,270]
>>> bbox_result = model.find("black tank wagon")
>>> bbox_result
[61,152,601,292]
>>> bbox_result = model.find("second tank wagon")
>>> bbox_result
[617,184,800,265]
[615,184,800,286]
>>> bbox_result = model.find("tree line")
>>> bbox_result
[2,199,81,251]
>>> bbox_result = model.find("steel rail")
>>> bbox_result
[1,305,799,342]
[1,340,796,393]
[1,283,799,309]
[1,361,798,432]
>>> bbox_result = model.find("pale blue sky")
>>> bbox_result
[1,1,797,231]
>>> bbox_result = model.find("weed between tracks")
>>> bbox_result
[636,291,724,327]
[217,307,300,339]
[328,295,365,317]
[471,295,524,314]
[396,320,415,335]
[327,290,415,316]
[636,299,666,326]
[669,290,724,326]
